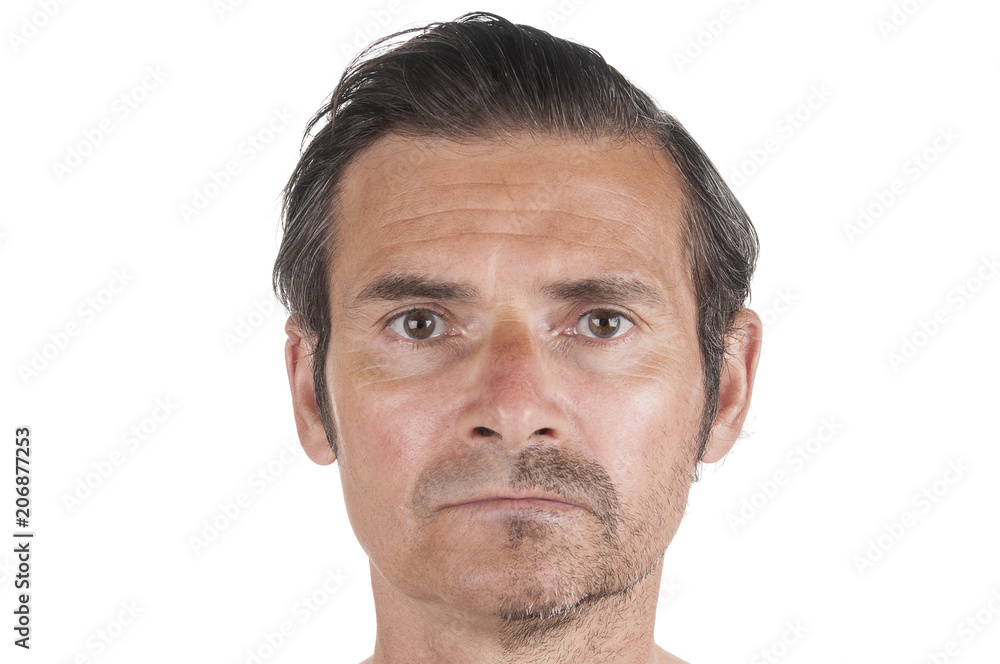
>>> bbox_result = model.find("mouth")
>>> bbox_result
[446,495,581,512]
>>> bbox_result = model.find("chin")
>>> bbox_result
[441,566,596,620]
[422,516,632,618]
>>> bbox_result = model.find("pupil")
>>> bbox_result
[405,311,435,339]
[589,314,619,338]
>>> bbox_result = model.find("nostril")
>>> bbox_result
[534,428,553,436]
[474,426,498,438]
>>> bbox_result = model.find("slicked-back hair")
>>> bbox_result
[273,11,758,470]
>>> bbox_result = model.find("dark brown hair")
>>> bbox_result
[273,11,758,466]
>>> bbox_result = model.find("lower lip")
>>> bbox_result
[454,498,580,512]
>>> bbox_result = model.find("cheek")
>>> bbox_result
[332,355,456,512]
[331,371,462,566]
[564,352,704,495]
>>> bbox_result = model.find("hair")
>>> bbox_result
[273,11,758,473]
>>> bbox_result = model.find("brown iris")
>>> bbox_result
[403,310,436,339]
[588,312,621,338]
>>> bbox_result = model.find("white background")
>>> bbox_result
[2,0,998,662]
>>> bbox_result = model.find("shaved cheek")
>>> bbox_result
[579,375,694,478]
[340,370,444,454]
[334,342,455,492]
[335,380,437,540]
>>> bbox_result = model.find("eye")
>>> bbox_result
[388,309,448,341]
[574,310,634,339]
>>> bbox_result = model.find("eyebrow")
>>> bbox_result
[350,272,480,308]
[347,271,667,310]
[540,275,668,309]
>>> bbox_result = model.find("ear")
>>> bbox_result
[700,308,763,464]
[284,317,336,465]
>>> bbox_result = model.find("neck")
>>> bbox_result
[366,554,668,664]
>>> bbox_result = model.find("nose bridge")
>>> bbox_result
[462,317,565,446]
[487,318,543,400]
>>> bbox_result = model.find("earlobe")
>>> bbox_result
[284,317,337,466]
[700,309,762,464]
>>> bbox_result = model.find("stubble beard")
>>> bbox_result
[490,444,696,653]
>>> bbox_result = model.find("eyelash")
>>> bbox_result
[384,306,636,348]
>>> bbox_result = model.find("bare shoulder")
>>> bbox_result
[657,644,691,664]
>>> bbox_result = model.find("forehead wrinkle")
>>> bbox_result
[342,138,690,246]
[355,230,636,256]
[376,177,672,216]
[335,135,695,317]
[383,179,657,206]
[367,208,665,238]
[362,152,686,212]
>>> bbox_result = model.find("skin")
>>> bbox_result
[285,132,762,664]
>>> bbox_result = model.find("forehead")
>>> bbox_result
[331,132,692,301]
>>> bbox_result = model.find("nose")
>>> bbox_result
[454,319,570,450]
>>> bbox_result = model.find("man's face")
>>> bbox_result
[316,133,710,619]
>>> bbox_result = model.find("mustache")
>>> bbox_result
[411,442,620,530]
